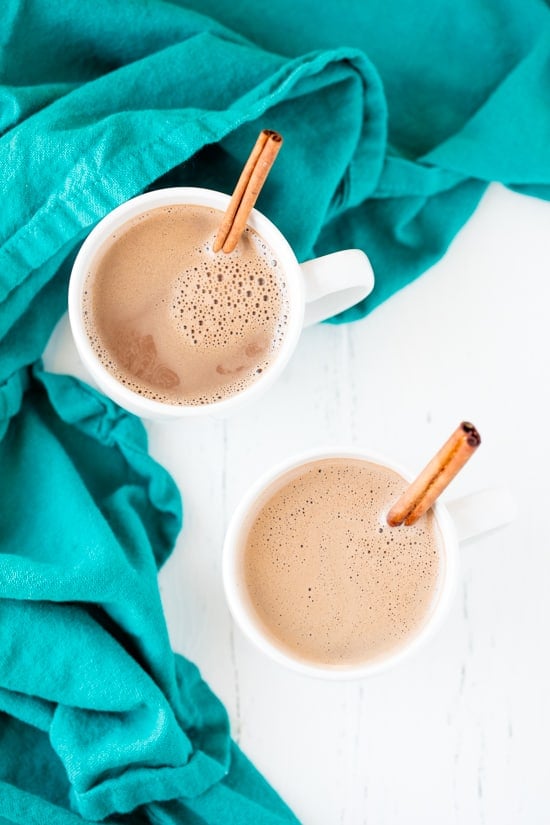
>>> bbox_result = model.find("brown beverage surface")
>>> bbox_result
[83,204,289,405]
[243,458,443,667]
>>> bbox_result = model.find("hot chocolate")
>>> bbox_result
[83,204,290,405]
[242,457,443,667]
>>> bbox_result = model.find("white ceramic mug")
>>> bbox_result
[68,187,374,419]
[223,447,515,680]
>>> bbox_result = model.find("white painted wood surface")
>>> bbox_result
[45,184,550,824]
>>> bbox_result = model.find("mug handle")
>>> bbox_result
[300,250,374,327]
[446,487,517,543]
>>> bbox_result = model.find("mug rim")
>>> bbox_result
[222,446,459,680]
[68,186,305,419]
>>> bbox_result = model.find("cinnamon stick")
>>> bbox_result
[386,422,481,527]
[213,129,283,254]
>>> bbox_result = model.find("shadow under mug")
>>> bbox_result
[223,447,516,680]
[68,187,374,420]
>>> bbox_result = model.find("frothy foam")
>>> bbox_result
[242,458,443,667]
[82,204,290,405]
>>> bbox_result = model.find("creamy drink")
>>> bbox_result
[242,457,443,667]
[83,204,290,405]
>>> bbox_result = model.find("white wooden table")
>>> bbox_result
[46,184,550,824]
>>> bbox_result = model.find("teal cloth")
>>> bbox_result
[1,0,549,822]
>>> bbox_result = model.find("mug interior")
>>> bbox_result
[223,448,459,679]
[68,187,305,419]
